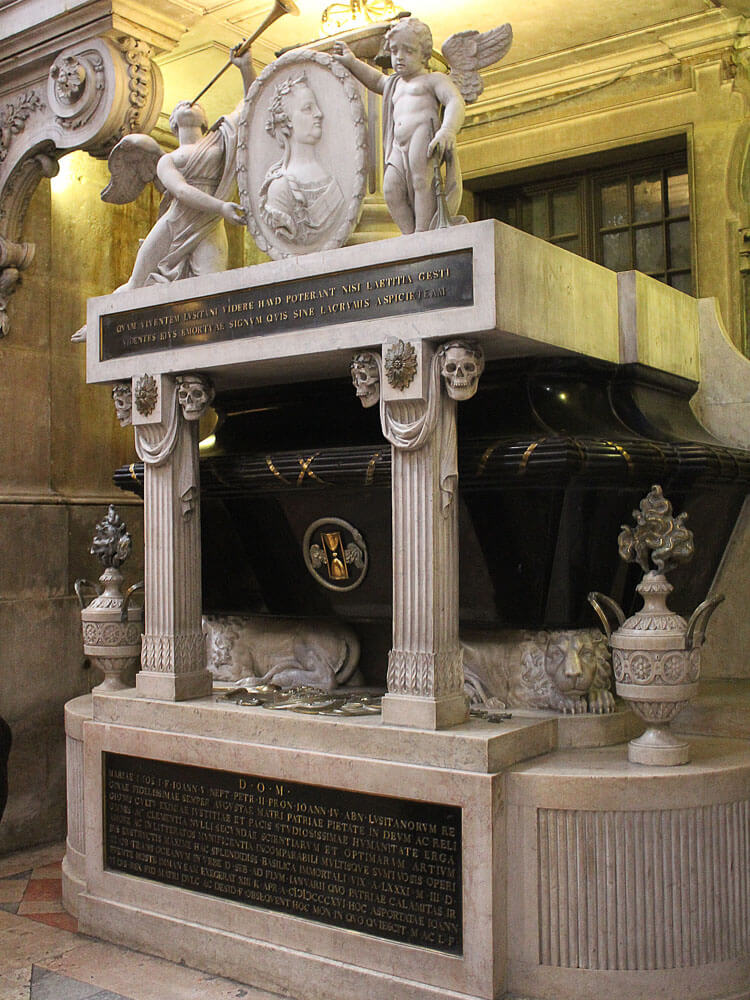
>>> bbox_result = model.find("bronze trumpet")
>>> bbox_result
[189,0,300,106]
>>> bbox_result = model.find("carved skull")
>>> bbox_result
[111,383,132,427]
[177,374,215,421]
[350,353,380,408]
[439,340,484,401]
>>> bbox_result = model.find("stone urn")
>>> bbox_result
[75,506,143,692]
[588,486,723,766]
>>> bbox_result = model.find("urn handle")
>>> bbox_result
[120,581,144,622]
[686,593,725,650]
[74,578,101,610]
[587,591,625,642]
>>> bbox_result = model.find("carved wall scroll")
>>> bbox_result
[0,35,164,336]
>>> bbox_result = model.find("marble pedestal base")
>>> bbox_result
[63,692,750,1000]
[381,692,469,730]
[628,726,690,765]
[135,668,212,701]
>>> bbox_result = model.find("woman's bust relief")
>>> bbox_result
[260,74,344,244]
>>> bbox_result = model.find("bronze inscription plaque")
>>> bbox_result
[104,753,462,953]
[99,249,473,361]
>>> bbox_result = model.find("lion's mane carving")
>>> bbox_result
[203,614,363,692]
[462,628,615,714]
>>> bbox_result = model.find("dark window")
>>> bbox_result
[477,152,692,293]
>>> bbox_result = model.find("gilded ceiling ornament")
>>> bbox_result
[134,373,158,416]
[384,339,418,391]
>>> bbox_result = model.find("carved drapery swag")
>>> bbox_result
[134,375,212,519]
[373,349,458,513]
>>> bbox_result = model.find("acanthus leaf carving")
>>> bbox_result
[0,92,45,164]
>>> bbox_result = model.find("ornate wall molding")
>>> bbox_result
[0,34,164,336]
[465,9,744,126]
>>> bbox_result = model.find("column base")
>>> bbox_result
[381,693,469,730]
[136,669,213,702]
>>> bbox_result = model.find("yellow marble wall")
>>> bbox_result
[459,29,750,353]
[0,152,147,853]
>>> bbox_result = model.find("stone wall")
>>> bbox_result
[0,152,146,853]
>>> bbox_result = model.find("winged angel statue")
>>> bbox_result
[333,18,512,233]
[71,51,254,341]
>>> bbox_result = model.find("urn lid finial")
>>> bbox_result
[617,485,693,576]
[90,505,132,570]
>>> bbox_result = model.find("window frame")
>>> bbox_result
[476,150,693,294]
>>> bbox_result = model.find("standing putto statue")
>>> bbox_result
[333,17,512,233]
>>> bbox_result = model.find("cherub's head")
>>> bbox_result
[265,74,323,147]
[169,101,208,137]
[385,17,433,72]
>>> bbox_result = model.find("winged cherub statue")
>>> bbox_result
[71,50,254,341]
[333,18,512,234]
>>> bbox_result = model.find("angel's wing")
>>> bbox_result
[442,24,513,104]
[101,133,165,204]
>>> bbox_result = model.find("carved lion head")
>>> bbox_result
[542,628,611,696]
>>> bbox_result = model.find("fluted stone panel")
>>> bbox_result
[538,802,750,970]
[387,399,462,700]
[65,732,85,855]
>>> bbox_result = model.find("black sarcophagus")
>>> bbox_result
[115,356,750,685]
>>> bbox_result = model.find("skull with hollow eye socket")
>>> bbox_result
[111,383,132,427]
[176,374,215,421]
[438,340,484,401]
[350,352,380,408]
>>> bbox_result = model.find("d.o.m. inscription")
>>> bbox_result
[104,753,462,953]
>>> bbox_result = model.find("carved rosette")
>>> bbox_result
[48,50,105,132]
[134,374,158,417]
[384,339,418,390]
[612,647,700,686]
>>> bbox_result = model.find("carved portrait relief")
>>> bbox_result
[238,50,367,260]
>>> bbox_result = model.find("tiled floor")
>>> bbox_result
[0,843,293,1000]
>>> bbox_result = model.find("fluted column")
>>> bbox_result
[130,373,213,701]
[351,339,484,729]
[386,392,466,728]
